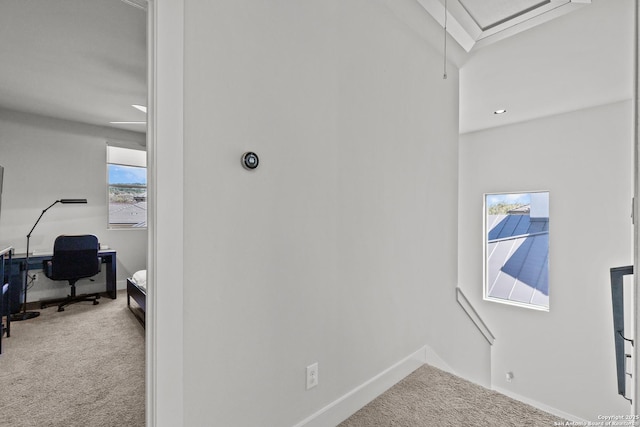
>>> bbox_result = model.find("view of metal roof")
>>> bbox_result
[109,202,147,228]
[487,214,549,308]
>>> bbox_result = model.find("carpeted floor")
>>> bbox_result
[0,290,145,427]
[339,364,564,427]
[2,292,563,427]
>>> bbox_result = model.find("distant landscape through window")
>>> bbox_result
[107,146,147,229]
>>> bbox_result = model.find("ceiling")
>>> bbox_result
[0,0,633,136]
[0,0,147,134]
[456,0,634,133]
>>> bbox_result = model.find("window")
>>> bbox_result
[484,191,549,310]
[107,146,147,229]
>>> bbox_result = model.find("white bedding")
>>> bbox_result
[131,270,147,291]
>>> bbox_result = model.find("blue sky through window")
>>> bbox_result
[108,164,147,185]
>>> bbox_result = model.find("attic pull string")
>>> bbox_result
[443,0,448,79]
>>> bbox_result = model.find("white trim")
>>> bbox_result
[633,0,639,414]
[482,190,551,312]
[423,344,456,375]
[483,295,550,312]
[493,386,588,424]
[107,145,147,167]
[416,0,476,52]
[472,1,589,50]
[146,1,156,424]
[416,0,590,52]
[147,0,185,426]
[456,287,495,345]
[291,347,428,427]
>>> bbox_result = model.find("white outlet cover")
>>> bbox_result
[306,363,318,390]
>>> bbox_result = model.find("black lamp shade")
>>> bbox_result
[59,199,87,204]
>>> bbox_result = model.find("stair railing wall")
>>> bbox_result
[611,265,634,404]
[456,287,495,346]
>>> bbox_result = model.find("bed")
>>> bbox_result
[127,270,146,326]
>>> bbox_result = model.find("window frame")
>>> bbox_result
[107,146,148,230]
[483,190,550,311]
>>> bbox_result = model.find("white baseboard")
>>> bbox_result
[292,346,428,427]
[492,386,587,424]
[116,279,127,291]
[290,345,584,426]
[423,345,456,376]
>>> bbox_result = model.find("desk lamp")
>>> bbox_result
[10,199,87,321]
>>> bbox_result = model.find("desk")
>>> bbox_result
[5,249,117,314]
[0,246,12,289]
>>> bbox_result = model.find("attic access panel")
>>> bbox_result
[416,0,590,52]
[458,0,549,31]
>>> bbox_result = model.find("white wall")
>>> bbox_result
[459,101,633,420]
[176,0,484,425]
[0,108,147,300]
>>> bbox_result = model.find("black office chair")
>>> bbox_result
[41,235,101,312]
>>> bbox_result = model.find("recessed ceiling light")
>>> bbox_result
[494,109,507,115]
[132,104,147,113]
[110,121,146,125]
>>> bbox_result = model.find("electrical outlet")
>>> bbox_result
[306,363,318,390]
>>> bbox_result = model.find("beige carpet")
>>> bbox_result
[1,292,563,427]
[0,290,145,427]
[340,364,564,427]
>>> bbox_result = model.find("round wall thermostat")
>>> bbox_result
[241,152,259,170]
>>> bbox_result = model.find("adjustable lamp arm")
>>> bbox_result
[26,199,87,239]
[27,200,61,239]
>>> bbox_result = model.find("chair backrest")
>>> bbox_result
[49,235,100,281]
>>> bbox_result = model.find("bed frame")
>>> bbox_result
[126,278,146,326]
